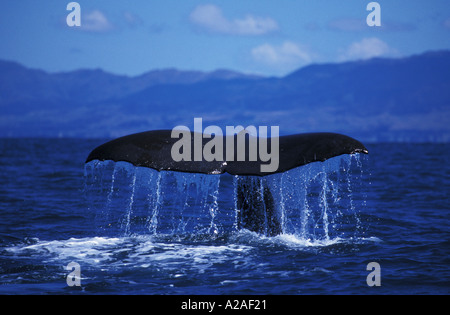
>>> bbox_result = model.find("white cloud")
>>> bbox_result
[81,10,114,32]
[338,37,398,61]
[189,4,278,35]
[252,41,313,67]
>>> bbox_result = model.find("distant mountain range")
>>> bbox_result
[1,50,449,141]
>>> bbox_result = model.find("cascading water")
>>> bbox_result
[84,154,368,241]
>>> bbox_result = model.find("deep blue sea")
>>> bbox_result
[0,138,448,295]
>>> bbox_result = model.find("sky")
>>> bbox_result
[1,0,449,77]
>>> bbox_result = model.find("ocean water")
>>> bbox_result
[0,138,448,295]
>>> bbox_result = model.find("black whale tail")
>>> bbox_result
[235,176,282,236]
[86,130,368,236]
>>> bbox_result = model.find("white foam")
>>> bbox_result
[7,237,124,265]
[6,235,253,274]
[274,233,343,247]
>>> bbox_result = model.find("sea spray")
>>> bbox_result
[84,154,368,240]
[147,172,162,234]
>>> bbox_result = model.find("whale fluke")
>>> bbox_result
[86,130,368,236]
[85,130,368,176]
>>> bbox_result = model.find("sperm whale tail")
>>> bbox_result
[86,130,368,235]
[86,130,368,176]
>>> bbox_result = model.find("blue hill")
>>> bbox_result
[0,51,449,141]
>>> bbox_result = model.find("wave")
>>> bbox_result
[2,229,382,294]
[4,231,382,269]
